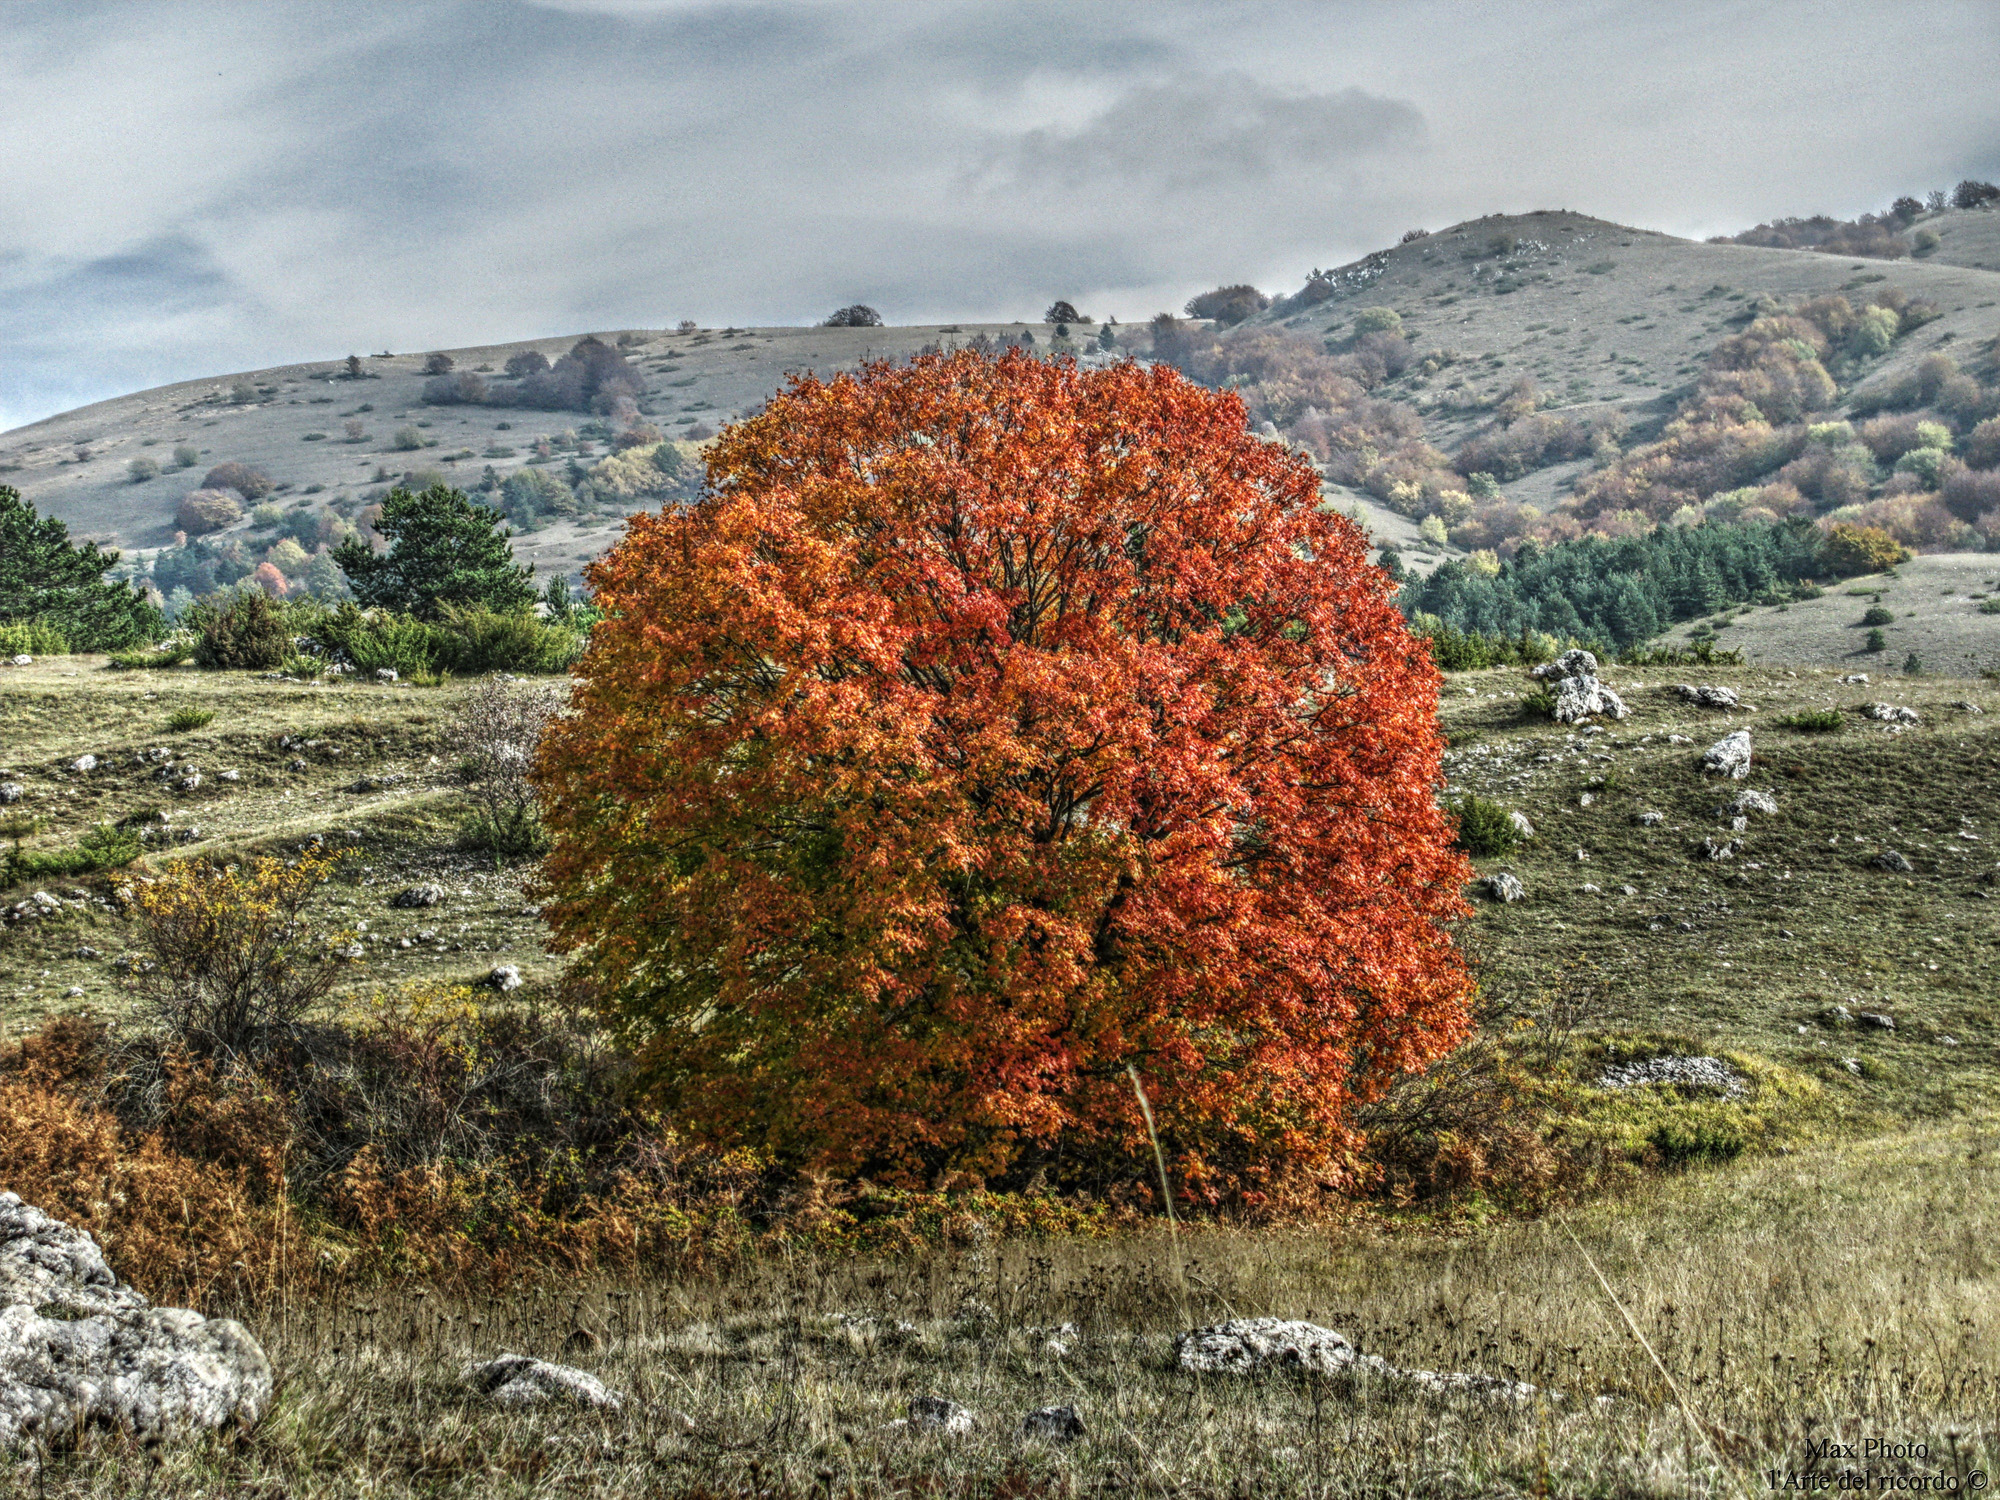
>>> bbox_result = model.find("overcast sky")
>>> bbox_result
[3,0,1995,432]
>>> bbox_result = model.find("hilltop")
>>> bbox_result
[5,205,2000,663]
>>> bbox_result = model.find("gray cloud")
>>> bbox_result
[1,0,1995,431]
[991,74,1424,194]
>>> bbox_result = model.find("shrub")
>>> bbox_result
[1866,627,1887,652]
[1043,300,1087,325]
[1183,286,1268,326]
[1904,651,1923,676]
[1963,419,2000,471]
[536,348,1474,1195]
[176,488,243,535]
[1819,522,1909,576]
[188,589,292,669]
[1649,1118,1744,1168]
[131,848,352,1057]
[392,425,426,451]
[1860,605,1895,626]
[1952,180,2000,210]
[6,822,141,882]
[108,639,194,670]
[0,619,69,655]
[166,706,215,732]
[127,457,159,483]
[505,350,550,377]
[821,305,883,328]
[200,461,273,499]
[172,444,201,469]
[1894,447,1949,488]
[1353,307,1403,337]
[427,603,583,675]
[424,353,455,375]
[1979,598,2000,615]
[1777,708,1843,731]
[1450,794,1521,856]
[331,483,536,619]
[310,603,439,677]
[500,465,578,521]
[450,676,566,854]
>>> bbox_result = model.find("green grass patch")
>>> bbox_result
[165,706,215,732]
[1775,707,1844,731]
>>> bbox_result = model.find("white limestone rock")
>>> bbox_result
[462,1354,622,1410]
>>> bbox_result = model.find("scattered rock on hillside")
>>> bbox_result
[462,1354,622,1410]
[1866,703,1919,725]
[1597,1055,1745,1096]
[1700,729,1753,779]
[1873,850,1915,873]
[1857,1011,1896,1031]
[1636,811,1664,826]
[908,1395,977,1434]
[0,1192,272,1449]
[7,655,30,668]
[1483,872,1526,903]
[1840,673,1869,685]
[1175,1318,1541,1402]
[1676,684,1738,709]
[487,964,523,992]
[390,883,443,908]
[1509,810,1536,839]
[1951,700,1984,715]
[1535,650,1629,724]
[1022,1405,1087,1443]
[0,784,21,804]
[1732,789,1779,816]
[69,754,97,773]
[1701,837,1742,862]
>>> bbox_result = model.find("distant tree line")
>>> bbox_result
[1398,518,1874,651]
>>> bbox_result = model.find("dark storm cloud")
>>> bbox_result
[1,0,1994,431]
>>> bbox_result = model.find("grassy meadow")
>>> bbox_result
[3,649,2000,1495]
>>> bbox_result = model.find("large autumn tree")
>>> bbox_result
[535,349,1473,1197]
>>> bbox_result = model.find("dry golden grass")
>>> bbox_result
[16,1121,2000,1496]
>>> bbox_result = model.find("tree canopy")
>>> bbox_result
[533,349,1473,1198]
[0,486,162,649]
[331,483,535,619]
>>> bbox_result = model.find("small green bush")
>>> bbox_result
[1450,793,1522,857]
[393,426,426,451]
[7,822,142,881]
[187,591,292,670]
[171,444,201,469]
[1978,599,2000,615]
[166,707,215,732]
[108,640,194,670]
[1903,651,1923,676]
[428,604,583,675]
[1865,628,1887,653]
[1860,605,1894,627]
[128,457,159,483]
[0,619,70,656]
[1648,1119,1745,1168]
[1519,685,1558,720]
[311,603,438,677]
[1777,708,1843,732]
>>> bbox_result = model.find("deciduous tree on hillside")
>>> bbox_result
[534,349,1473,1199]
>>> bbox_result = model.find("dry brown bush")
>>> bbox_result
[175,487,243,535]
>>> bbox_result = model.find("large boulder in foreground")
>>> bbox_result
[1532,649,1629,725]
[0,1192,272,1450]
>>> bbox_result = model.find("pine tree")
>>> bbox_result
[331,483,535,619]
[0,486,163,649]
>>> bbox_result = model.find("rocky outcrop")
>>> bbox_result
[1700,729,1753,779]
[1482,872,1526,903]
[1534,650,1629,724]
[0,1193,272,1450]
[1174,1318,1540,1402]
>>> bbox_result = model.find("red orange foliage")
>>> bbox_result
[536,349,1474,1199]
